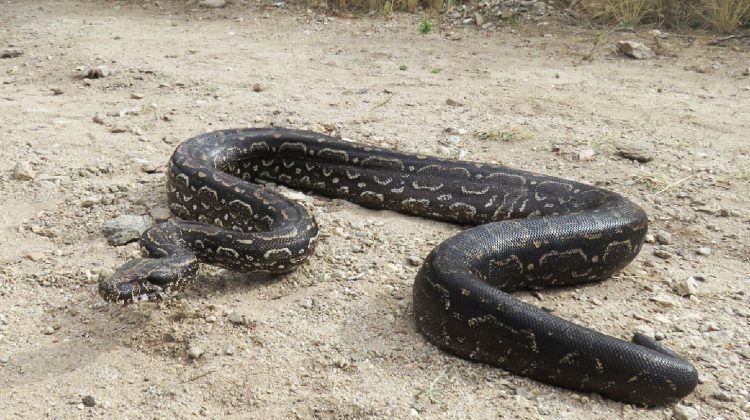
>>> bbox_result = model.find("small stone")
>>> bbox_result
[251,83,263,92]
[111,121,128,133]
[577,148,596,161]
[43,326,55,335]
[644,233,655,244]
[617,40,656,59]
[84,65,110,79]
[149,207,171,222]
[741,401,750,412]
[651,294,680,308]
[616,141,653,162]
[205,315,217,323]
[446,98,463,107]
[79,195,101,207]
[140,162,160,174]
[93,112,106,124]
[11,161,35,181]
[743,68,750,77]
[187,345,204,360]
[199,0,226,7]
[0,354,9,364]
[50,87,64,95]
[674,276,698,296]
[406,256,422,267]
[696,247,711,256]
[475,13,484,26]
[653,249,672,259]
[81,395,96,407]
[0,49,23,58]
[227,312,245,325]
[130,92,144,99]
[225,346,235,356]
[25,252,45,262]
[446,135,461,146]
[102,215,153,246]
[655,231,672,245]
[672,404,698,420]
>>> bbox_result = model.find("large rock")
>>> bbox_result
[617,41,656,59]
[102,215,153,246]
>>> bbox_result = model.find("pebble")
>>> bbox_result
[93,112,106,124]
[0,49,23,58]
[616,141,653,162]
[576,148,596,161]
[655,230,672,245]
[149,207,171,222]
[111,121,128,133]
[227,312,245,325]
[251,83,263,92]
[130,92,144,99]
[446,135,462,146]
[187,345,204,360]
[102,215,153,246]
[644,233,655,244]
[674,276,698,296]
[653,249,672,259]
[406,256,422,267]
[743,68,750,77]
[84,65,110,79]
[446,98,463,107]
[11,161,35,181]
[50,87,64,95]
[651,294,680,308]
[696,247,711,256]
[81,395,96,407]
[0,354,9,364]
[140,162,160,174]
[205,315,217,323]
[43,326,55,335]
[672,404,699,420]
[617,40,656,59]
[199,0,227,7]
[79,195,101,207]
[225,346,235,356]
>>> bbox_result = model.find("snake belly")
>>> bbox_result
[99,127,698,405]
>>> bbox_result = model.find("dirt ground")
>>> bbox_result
[1,1,749,418]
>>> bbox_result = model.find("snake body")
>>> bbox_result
[100,127,698,405]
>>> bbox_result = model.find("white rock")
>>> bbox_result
[199,0,226,7]
[12,161,35,181]
[651,294,680,308]
[617,40,656,59]
[674,276,699,296]
[672,404,699,420]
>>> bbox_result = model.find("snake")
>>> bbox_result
[99,127,698,405]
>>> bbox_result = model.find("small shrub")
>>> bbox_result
[420,16,433,33]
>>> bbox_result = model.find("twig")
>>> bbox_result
[187,370,216,382]
[708,34,750,46]
[373,94,393,109]
[655,175,693,195]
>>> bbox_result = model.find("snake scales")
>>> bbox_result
[100,127,698,405]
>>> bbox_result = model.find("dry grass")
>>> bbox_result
[563,0,750,32]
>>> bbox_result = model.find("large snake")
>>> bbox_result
[99,127,698,405]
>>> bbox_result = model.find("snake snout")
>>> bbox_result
[98,255,198,303]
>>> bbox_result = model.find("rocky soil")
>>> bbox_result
[1,0,749,418]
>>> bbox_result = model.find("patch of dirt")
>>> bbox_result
[1,1,749,418]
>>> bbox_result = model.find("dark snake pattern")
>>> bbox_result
[99,127,698,405]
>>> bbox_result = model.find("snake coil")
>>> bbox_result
[100,128,698,405]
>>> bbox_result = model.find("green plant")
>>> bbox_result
[399,64,408,70]
[382,0,393,17]
[420,16,433,33]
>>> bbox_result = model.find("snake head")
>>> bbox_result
[99,254,198,303]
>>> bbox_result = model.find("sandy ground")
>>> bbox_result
[1,1,749,418]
